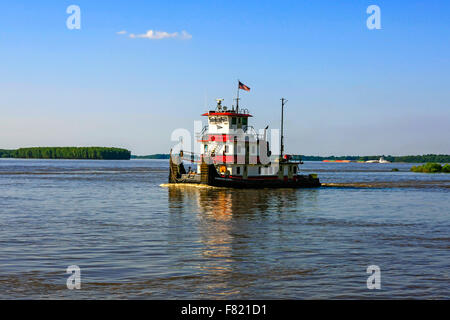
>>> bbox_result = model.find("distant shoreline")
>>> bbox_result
[131,154,169,160]
[132,154,450,163]
[2,149,449,163]
[0,147,131,160]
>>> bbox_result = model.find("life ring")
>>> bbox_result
[219,165,227,174]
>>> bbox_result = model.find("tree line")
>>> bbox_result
[131,154,170,159]
[130,153,450,163]
[411,163,450,173]
[5,149,444,162]
[0,147,131,160]
[294,154,450,163]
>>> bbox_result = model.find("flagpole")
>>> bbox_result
[280,98,287,160]
[236,80,240,113]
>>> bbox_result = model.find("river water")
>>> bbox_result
[0,159,448,299]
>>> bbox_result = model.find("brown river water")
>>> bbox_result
[0,159,448,299]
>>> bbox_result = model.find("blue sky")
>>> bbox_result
[0,0,449,155]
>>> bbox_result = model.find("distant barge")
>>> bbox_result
[168,87,320,189]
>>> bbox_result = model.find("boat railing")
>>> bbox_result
[197,126,264,140]
[179,150,202,163]
[245,126,265,140]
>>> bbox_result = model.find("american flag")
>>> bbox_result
[238,81,250,91]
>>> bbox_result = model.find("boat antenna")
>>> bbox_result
[280,98,287,160]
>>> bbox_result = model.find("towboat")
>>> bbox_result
[169,96,320,188]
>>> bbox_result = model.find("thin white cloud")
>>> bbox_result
[116,30,127,35]
[127,30,192,40]
[180,30,192,40]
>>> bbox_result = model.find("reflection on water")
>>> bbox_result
[0,159,448,299]
[168,186,303,216]
[167,187,316,297]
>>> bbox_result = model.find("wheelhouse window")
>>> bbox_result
[237,167,241,175]
[242,117,248,125]
[232,117,237,125]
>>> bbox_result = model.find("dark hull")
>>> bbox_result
[210,176,320,188]
[169,159,320,188]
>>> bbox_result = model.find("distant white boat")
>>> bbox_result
[366,157,391,164]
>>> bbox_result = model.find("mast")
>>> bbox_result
[280,98,287,160]
[236,79,240,113]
